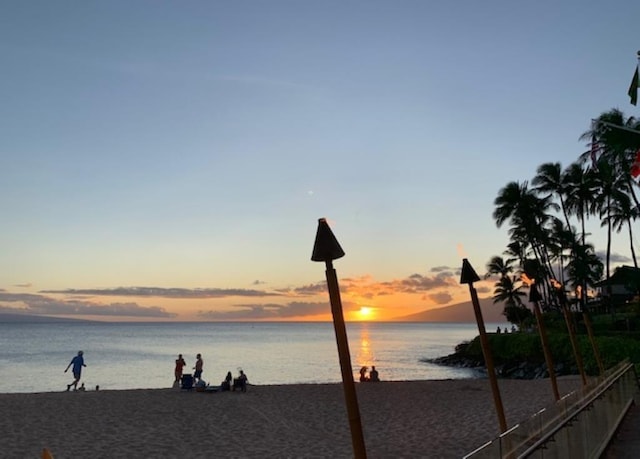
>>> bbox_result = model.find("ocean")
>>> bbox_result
[0,321,504,393]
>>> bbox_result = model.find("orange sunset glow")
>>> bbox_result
[9,268,494,323]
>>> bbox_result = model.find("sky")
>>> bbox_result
[1,1,639,322]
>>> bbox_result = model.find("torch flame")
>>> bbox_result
[550,279,562,289]
[520,273,534,286]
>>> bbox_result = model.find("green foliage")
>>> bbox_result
[503,305,534,327]
[454,328,640,376]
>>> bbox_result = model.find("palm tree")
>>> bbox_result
[609,192,639,268]
[485,255,515,279]
[563,162,597,247]
[546,217,574,286]
[494,181,559,306]
[591,160,628,301]
[563,162,598,309]
[532,162,573,236]
[492,275,526,306]
[492,275,530,329]
[580,109,640,209]
[565,242,604,304]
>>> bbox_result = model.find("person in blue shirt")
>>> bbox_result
[65,351,86,391]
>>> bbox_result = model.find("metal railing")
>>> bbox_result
[463,360,639,458]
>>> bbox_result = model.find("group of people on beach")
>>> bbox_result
[63,350,247,393]
[359,365,380,382]
[174,353,204,384]
[174,353,248,391]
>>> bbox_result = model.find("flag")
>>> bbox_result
[629,65,639,106]
[631,149,640,178]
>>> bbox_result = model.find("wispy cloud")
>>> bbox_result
[40,287,283,299]
[428,291,454,305]
[288,282,327,296]
[338,272,458,298]
[2,267,486,320]
[196,300,338,320]
[0,292,175,318]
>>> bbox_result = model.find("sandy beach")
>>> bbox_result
[0,377,583,459]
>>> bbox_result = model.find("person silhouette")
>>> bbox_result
[64,351,86,391]
[221,371,232,391]
[369,366,380,382]
[174,354,186,384]
[233,370,248,392]
[193,353,203,383]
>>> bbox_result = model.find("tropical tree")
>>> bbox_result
[494,181,559,306]
[608,192,639,268]
[565,241,604,305]
[532,162,573,236]
[485,255,515,279]
[563,162,597,247]
[579,109,640,210]
[492,274,530,328]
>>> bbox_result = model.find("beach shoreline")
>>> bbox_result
[1,377,583,458]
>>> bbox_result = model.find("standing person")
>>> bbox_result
[64,351,86,391]
[193,353,203,383]
[174,354,186,384]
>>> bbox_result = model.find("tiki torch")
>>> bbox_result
[312,218,367,459]
[460,258,507,433]
[555,282,588,386]
[529,283,560,401]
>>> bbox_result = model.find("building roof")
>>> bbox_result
[594,265,640,287]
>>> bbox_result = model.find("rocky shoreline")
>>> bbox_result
[427,352,578,380]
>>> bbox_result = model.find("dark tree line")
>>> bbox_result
[487,109,640,321]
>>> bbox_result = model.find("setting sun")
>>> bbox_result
[357,306,375,320]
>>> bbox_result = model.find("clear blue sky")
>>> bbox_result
[1,1,638,321]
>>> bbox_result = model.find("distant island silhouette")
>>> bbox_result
[393,297,505,323]
[0,313,93,324]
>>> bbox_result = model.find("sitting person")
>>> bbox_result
[233,370,248,392]
[369,366,380,382]
[220,371,232,391]
[359,366,368,382]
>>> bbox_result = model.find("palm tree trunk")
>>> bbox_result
[532,299,560,400]
[562,304,588,386]
[627,219,638,268]
[606,205,615,319]
[582,310,605,376]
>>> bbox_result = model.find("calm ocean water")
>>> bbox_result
[0,321,504,393]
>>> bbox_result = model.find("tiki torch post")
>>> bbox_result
[583,308,605,376]
[558,287,588,386]
[312,218,367,459]
[460,258,507,433]
[529,283,560,401]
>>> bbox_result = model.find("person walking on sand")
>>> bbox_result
[193,353,203,383]
[64,350,86,391]
[174,354,186,384]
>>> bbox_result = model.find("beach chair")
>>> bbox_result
[181,374,193,390]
